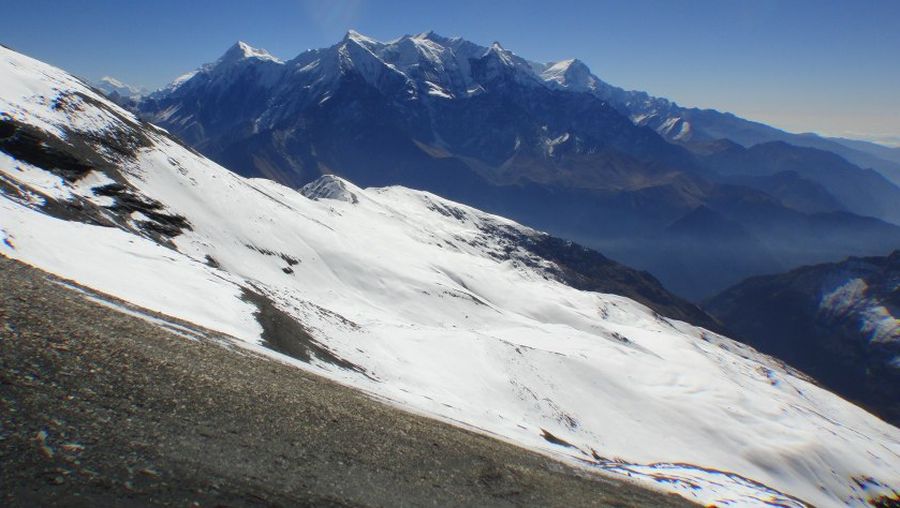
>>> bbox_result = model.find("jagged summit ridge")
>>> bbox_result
[164,30,601,100]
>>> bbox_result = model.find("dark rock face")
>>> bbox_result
[0,119,94,182]
[240,287,367,374]
[136,33,900,300]
[705,251,900,425]
[0,98,191,244]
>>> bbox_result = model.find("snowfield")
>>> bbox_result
[1,45,899,507]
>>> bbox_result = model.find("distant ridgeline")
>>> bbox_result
[135,32,900,300]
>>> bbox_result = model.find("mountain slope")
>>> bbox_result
[2,44,899,507]
[706,252,900,426]
[1,256,695,508]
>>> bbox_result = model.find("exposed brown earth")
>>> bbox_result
[0,255,693,507]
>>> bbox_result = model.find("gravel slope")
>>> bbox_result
[0,256,693,507]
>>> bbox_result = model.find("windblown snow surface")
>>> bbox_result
[1,45,898,507]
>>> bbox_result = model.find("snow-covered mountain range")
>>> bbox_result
[2,44,899,507]
[133,32,900,300]
[142,31,900,185]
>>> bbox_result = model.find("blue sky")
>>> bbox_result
[4,0,899,144]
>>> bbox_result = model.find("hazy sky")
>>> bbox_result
[4,0,899,145]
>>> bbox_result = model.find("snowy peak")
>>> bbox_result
[100,75,129,89]
[147,41,285,99]
[334,34,409,90]
[93,76,147,104]
[96,76,145,97]
[541,58,598,92]
[343,29,382,49]
[482,41,520,68]
[300,174,360,204]
[412,30,439,41]
[216,40,282,66]
[470,40,544,87]
[487,40,506,53]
